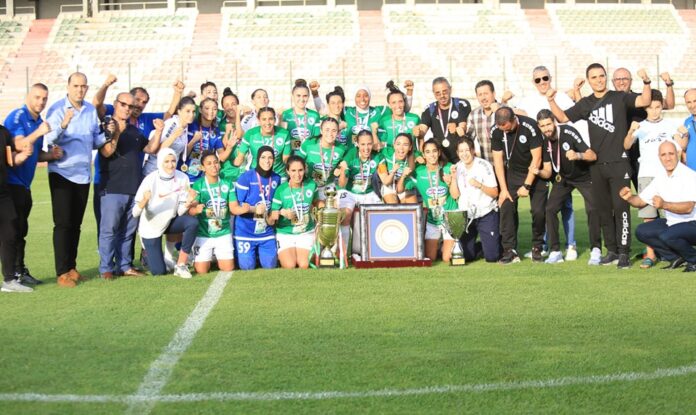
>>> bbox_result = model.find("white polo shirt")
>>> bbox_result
[455,157,498,219]
[639,162,696,226]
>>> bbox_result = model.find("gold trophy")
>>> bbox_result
[442,210,468,266]
[313,184,345,268]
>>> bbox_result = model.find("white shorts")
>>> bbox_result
[193,234,235,262]
[277,231,315,252]
[339,191,381,210]
[381,184,409,200]
[425,222,453,241]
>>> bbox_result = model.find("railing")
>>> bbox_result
[222,0,248,7]
[99,1,198,11]
[59,4,84,13]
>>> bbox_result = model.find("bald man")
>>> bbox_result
[620,141,696,272]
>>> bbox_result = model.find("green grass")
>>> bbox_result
[1,167,696,414]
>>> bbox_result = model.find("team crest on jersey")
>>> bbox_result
[271,180,278,189]
[275,137,284,146]
[519,135,527,144]
[407,121,415,129]
[308,118,316,126]
[305,189,313,198]
[451,110,459,119]
[369,160,377,169]
[352,125,362,134]
[562,142,570,151]
[221,184,229,193]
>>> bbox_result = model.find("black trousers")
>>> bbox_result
[49,173,90,276]
[499,170,548,251]
[9,184,32,272]
[546,177,600,252]
[590,161,632,255]
[0,195,18,282]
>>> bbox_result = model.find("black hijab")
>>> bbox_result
[255,145,275,178]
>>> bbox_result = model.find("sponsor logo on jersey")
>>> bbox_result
[588,104,615,133]
[425,186,447,199]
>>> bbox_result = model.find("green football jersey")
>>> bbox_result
[238,126,291,178]
[319,115,353,152]
[191,177,235,238]
[405,163,457,225]
[297,139,347,188]
[344,105,388,140]
[377,147,410,186]
[376,112,421,148]
[271,180,318,235]
[281,108,321,152]
[220,146,246,182]
[343,150,382,194]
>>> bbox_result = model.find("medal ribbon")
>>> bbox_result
[320,144,335,184]
[290,184,305,224]
[437,100,452,140]
[204,177,221,219]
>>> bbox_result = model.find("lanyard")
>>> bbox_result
[292,109,307,138]
[359,156,370,192]
[290,184,305,223]
[502,126,520,165]
[355,108,369,130]
[427,165,441,206]
[548,136,560,174]
[390,115,404,143]
[204,177,221,218]
[255,172,268,204]
[320,144,335,183]
[438,101,452,139]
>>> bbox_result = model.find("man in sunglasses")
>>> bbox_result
[515,66,590,262]
[96,92,165,280]
[547,63,653,269]
[91,74,184,238]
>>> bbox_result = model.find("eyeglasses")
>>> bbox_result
[613,77,631,83]
[116,100,136,110]
[534,76,550,84]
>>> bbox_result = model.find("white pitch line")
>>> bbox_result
[1,361,695,405]
[124,271,234,415]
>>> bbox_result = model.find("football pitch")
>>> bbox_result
[1,168,695,414]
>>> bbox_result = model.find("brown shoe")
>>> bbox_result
[68,269,86,282]
[57,273,77,288]
[122,268,146,277]
[101,272,114,280]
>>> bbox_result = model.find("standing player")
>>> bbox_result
[373,81,422,151]
[234,107,291,180]
[547,64,652,269]
[282,79,322,151]
[297,117,347,204]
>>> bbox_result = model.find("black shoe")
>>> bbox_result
[661,258,686,270]
[498,249,520,265]
[683,263,696,273]
[617,254,631,269]
[531,246,543,263]
[599,252,619,266]
[18,268,43,285]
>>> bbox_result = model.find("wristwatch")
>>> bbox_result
[523,183,532,191]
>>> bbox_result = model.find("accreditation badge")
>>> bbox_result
[254,217,267,234]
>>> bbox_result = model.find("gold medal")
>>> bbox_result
[180,164,188,173]
[555,174,562,183]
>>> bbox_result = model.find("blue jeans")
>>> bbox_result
[98,193,137,274]
[635,219,696,263]
[141,215,198,275]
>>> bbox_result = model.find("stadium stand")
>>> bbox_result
[0,3,695,119]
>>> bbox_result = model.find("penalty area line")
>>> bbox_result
[0,361,694,404]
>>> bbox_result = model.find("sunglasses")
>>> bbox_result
[116,100,136,110]
[534,76,550,84]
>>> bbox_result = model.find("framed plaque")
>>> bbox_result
[355,204,429,267]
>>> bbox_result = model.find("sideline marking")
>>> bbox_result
[1,361,694,404]
[124,271,233,415]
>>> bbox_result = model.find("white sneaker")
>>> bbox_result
[525,249,548,258]
[1,279,34,293]
[545,251,565,264]
[173,264,192,279]
[565,245,578,261]
[163,255,176,273]
[587,247,602,266]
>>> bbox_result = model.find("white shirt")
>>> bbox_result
[516,91,591,146]
[633,118,681,178]
[142,116,189,176]
[455,157,498,219]
[639,162,696,226]
[132,170,191,238]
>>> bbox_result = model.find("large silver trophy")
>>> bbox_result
[442,210,469,266]
[313,184,345,268]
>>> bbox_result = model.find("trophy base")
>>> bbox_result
[450,257,466,266]
[319,258,336,268]
[353,259,432,269]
